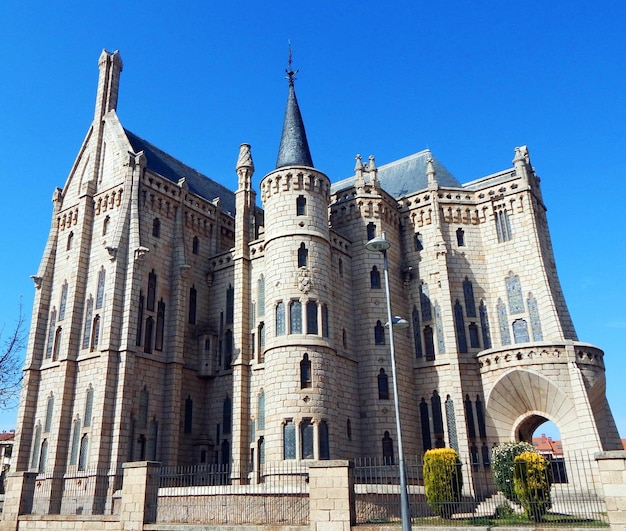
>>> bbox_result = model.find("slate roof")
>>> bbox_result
[331,149,462,199]
[275,83,314,169]
[125,130,236,215]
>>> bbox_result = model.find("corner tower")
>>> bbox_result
[259,69,342,463]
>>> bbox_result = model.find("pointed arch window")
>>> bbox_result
[476,396,487,439]
[91,315,101,351]
[445,396,459,452]
[496,298,511,345]
[321,304,329,337]
[45,394,54,433]
[82,296,94,349]
[59,282,68,320]
[31,424,42,470]
[300,353,312,388]
[38,439,48,473]
[276,302,285,335]
[512,318,530,343]
[298,243,308,268]
[78,434,89,471]
[67,231,74,251]
[103,215,110,236]
[495,209,512,242]
[468,323,480,348]
[367,223,376,241]
[289,301,302,333]
[70,417,81,465]
[456,228,465,247]
[382,431,394,464]
[147,270,157,311]
[223,396,232,434]
[188,285,197,324]
[432,391,444,447]
[192,236,199,254]
[415,232,424,251]
[226,285,234,324]
[257,391,265,431]
[152,218,160,238]
[374,320,385,345]
[155,299,165,350]
[257,276,265,317]
[347,418,352,441]
[318,420,330,460]
[283,420,296,459]
[46,309,57,358]
[338,258,343,278]
[84,386,94,427]
[184,396,193,434]
[464,394,476,440]
[528,293,543,341]
[301,419,314,459]
[378,369,389,399]
[424,325,435,360]
[136,291,144,346]
[224,330,233,368]
[463,277,476,317]
[144,316,154,353]
[479,301,492,349]
[296,195,307,216]
[454,300,467,353]
[420,283,432,321]
[52,327,62,361]
[370,266,381,289]
[96,267,106,309]
[506,272,524,314]
[412,306,423,358]
[138,388,149,429]
[435,302,446,354]
[258,322,265,361]
[306,301,318,334]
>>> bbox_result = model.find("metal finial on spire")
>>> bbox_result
[286,40,298,86]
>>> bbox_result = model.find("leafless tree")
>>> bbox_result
[0,302,26,409]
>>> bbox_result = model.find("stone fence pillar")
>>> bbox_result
[308,460,355,531]
[596,451,626,531]
[119,461,161,531]
[0,471,37,530]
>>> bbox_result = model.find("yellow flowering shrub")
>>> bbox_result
[513,451,552,522]
[423,448,463,518]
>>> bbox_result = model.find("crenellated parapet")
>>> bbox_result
[478,341,605,379]
[260,168,330,204]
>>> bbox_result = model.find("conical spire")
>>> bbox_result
[275,63,314,169]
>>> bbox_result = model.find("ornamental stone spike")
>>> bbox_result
[236,143,255,190]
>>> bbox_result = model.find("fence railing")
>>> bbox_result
[354,451,608,527]
[156,460,310,525]
[28,466,123,516]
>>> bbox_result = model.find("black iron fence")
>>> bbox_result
[354,451,608,527]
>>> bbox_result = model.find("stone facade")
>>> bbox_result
[9,49,622,499]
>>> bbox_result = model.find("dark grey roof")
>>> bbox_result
[275,83,314,169]
[331,150,462,198]
[125,129,236,214]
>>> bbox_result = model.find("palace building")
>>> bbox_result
[12,50,621,484]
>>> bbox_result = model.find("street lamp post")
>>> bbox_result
[365,232,411,531]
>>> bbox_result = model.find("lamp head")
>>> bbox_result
[365,235,391,252]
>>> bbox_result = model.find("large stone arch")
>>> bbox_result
[485,368,581,448]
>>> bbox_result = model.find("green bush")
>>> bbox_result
[513,451,552,522]
[491,441,536,503]
[423,448,463,519]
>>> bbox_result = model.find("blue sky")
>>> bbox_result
[0,1,624,440]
